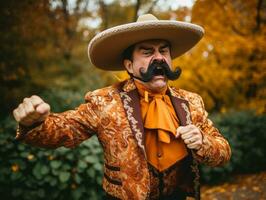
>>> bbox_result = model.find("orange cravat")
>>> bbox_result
[135,80,188,171]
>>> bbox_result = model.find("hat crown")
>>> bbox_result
[137,14,158,22]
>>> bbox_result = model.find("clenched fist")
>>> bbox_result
[176,124,203,150]
[13,95,50,127]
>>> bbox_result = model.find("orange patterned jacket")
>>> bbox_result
[16,79,231,199]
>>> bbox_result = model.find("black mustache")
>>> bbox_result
[138,60,182,82]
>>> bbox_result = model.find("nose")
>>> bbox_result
[152,51,165,63]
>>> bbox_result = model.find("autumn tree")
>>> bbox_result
[170,0,266,113]
[1,0,168,118]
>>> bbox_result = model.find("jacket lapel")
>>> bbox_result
[168,89,192,126]
[118,79,146,158]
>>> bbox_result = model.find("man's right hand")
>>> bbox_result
[13,95,50,127]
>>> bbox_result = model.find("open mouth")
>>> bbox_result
[154,66,165,76]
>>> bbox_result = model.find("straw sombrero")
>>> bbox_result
[88,14,204,71]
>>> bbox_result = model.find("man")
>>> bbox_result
[13,14,231,199]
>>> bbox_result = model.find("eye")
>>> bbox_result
[143,50,152,56]
[160,48,169,54]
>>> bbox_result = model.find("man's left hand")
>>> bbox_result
[176,125,203,150]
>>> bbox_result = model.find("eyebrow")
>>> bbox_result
[138,46,153,51]
[160,44,170,49]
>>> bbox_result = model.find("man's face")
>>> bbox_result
[124,39,172,92]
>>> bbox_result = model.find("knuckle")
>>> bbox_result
[18,104,24,109]
[25,109,34,116]
[31,95,38,98]
[31,95,42,101]
[179,129,184,134]
[20,113,26,121]
[23,97,29,103]
[13,111,19,121]
[46,103,51,110]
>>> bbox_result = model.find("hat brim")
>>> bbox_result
[88,20,204,71]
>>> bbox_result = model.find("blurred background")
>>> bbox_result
[0,0,265,199]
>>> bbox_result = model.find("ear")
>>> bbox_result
[123,59,133,74]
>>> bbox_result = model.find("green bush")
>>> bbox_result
[201,111,266,184]
[0,122,104,200]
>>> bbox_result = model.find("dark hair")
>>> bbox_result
[122,44,135,61]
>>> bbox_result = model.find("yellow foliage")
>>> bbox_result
[170,0,266,113]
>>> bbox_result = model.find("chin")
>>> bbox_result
[149,77,167,91]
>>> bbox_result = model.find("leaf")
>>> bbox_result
[78,160,87,169]
[84,155,97,163]
[40,165,49,175]
[33,163,42,180]
[71,188,83,200]
[86,168,95,179]
[93,163,102,171]
[50,160,62,169]
[49,178,57,187]
[74,174,82,184]
[59,171,71,183]
[80,149,89,156]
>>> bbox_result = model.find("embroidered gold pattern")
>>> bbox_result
[181,102,192,125]
[120,92,146,155]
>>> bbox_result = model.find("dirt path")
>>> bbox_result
[201,172,266,200]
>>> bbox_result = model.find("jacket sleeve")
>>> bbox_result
[15,92,100,149]
[191,94,231,167]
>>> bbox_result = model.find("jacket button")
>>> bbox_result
[157,152,162,157]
